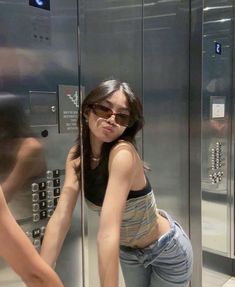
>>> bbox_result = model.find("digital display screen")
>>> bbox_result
[215,42,222,55]
[29,0,50,11]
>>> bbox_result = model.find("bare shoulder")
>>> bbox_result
[109,141,138,171]
[110,140,138,157]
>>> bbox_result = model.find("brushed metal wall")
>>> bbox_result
[0,1,82,287]
[143,0,189,228]
[201,0,235,286]
[201,0,233,257]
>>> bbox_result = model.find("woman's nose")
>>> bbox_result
[106,114,116,125]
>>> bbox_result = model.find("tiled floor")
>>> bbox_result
[222,277,235,287]
[202,199,234,287]
[203,267,235,287]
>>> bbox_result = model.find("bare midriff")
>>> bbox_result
[130,213,171,249]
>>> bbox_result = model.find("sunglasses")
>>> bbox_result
[89,103,131,127]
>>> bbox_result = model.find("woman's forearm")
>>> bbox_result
[40,212,72,267]
[97,234,120,287]
[40,186,78,266]
[22,260,64,287]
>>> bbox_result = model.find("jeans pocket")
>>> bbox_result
[160,238,180,257]
[153,237,193,284]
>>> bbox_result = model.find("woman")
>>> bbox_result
[41,79,193,287]
[0,185,64,287]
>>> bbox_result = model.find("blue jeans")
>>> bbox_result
[119,210,193,287]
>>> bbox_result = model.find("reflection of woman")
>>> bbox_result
[0,185,64,287]
[0,94,45,213]
[41,80,193,287]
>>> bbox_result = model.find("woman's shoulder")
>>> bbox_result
[108,140,140,169]
[110,140,138,156]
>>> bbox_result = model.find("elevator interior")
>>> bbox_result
[0,1,202,287]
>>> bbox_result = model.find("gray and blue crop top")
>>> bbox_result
[84,156,159,247]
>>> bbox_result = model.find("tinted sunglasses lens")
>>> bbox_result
[115,114,130,127]
[93,105,111,119]
[92,104,131,127]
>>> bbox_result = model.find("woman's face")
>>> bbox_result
[87,89,130,145]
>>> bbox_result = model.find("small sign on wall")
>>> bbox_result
[212,103,225,118]
[210,96,226,119]
[58,85,79,134]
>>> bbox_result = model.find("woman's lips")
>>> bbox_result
[103,126,113,133]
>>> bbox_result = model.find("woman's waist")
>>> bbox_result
[120,212,171,249]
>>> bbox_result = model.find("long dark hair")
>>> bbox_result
[73,79,144,174]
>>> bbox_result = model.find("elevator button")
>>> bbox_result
[39,191,47,200]
[32,228,41,238]
[32,193,39,202]
[53,179,60,187]
[39,201,47,210]
[47,180,53,188]
[31,183,39,192]
[46,170,53,179]
[53,169,60,178]
[47,209,54,217]
[40,210,47,220]
[39,182,46,190]
[47,199,53,208]
[33,213,40,222]
[54,188,60,196]
[32,203,40,212]
[47,189,53,198]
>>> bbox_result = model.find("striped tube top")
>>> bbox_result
[85,182,159,247]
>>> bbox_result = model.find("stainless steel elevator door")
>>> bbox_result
[143,1,190,231]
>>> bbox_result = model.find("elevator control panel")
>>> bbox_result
[25,169,63,250]
[209,141,225,184]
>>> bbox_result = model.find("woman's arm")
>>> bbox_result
[2,138,45,202]
[40,147,80,267]
[97,143,136,287]
[0,186,64,287]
